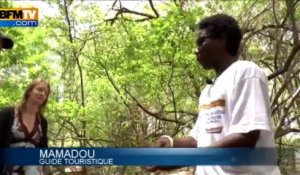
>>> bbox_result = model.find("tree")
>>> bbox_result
[1,0,299,174]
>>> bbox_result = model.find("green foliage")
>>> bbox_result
[0,0,299,174]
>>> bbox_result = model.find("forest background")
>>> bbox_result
[0,0,299,174]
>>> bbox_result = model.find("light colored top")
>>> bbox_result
[6,108,44,175]
[189,60,281,175]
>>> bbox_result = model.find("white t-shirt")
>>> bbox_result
[189,60,281,175]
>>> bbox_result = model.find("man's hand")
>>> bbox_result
[144,137,172,172]
[154,136,173,147]
[144,136,197,172]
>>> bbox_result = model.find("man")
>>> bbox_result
[146,14,281,175]
[0,33,14,51]
[0,32,14,175]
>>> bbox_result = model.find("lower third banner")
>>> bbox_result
[0,148,278,166]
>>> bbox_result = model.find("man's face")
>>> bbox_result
[195,29,226,69]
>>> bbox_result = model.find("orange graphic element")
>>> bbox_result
[200,99,225,110]
[206,126,223,133]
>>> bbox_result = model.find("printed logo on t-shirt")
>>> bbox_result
[200,99,225,134]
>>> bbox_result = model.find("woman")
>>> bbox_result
[0,79,51,175]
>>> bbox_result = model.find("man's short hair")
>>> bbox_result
[198,14,242,56]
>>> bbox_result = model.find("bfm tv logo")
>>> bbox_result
[0,8,38,27]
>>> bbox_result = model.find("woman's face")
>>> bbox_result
[28,82,49,106]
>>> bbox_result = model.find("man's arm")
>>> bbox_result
[147,125,260,172]
[210,130,260,147]
[175,130,259,148]
[145,136,197,172]
[218,75,272,148]
[174,136,198,147]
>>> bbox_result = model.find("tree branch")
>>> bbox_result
[286,86,300,110]
[239,0,266,30]
[149,0,159,17]
[272,0,280,25]
[271,76,290,112]
[119,7,156,18]
[123,88,185,125]
[164,110,197,117]
[243,24,294,36]
[286,0,300,46]
[49,136,114,144]
[267,46,299,80]
[105,7,156,24]
[268,0,300,80]
[276,128,300,138]
[111,0,119,10]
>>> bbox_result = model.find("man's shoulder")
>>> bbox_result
[231,60,267,81]
[0,106,14,113]
[0,106,14,123]
[233,60,263,71]
[40,114,48,126]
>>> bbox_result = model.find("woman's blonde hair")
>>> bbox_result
[19,78,51,115]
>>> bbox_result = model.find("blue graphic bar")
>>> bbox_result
[0,20,38,27]
[0,148,278,166]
